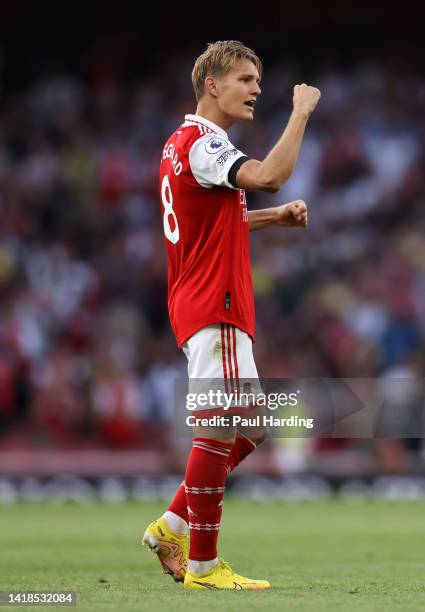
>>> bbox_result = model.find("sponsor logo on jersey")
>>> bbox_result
[205,137,228,154]
[216,148,239,166]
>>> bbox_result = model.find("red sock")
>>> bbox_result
[167,481,187,521]
[184,437,232,561]
[167,433,256,523]
[227,432,256,472]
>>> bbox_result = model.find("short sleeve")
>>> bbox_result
[188,134,247,190]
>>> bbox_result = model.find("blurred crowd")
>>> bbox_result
[0,44,424,472]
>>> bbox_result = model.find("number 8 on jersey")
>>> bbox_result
[161,174,180,244]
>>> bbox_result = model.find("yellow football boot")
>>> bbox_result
[184,558,270,590]
[142,517,188,582]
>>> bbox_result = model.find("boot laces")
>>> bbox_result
[218,558,234,575]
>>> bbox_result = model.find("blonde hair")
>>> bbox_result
[192,40,263,102]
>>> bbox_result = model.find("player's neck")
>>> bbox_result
[195,102,234,132]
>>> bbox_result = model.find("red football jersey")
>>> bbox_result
[159,114,255,348]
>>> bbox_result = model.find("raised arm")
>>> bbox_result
[236,84,321,193]
[248,200,308,232]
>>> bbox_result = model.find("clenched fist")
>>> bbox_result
[293,84,321,117]
[275,200,308,227]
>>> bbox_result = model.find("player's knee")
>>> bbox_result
[193,424,236,445]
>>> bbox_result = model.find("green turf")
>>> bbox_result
[1,498,425,611]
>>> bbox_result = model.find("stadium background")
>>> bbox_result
[1,0,425,502]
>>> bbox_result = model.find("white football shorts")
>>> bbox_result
[182,323,261,409]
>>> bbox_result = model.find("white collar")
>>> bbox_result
[184,114,228,138]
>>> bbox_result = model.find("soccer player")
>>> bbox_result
[143,40,320,590]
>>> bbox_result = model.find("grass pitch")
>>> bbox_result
[1,498,425,611]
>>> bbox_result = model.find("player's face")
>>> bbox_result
[215,59,261,122]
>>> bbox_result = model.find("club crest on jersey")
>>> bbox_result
[205,137,228,154]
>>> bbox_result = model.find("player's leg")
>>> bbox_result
[165,430,262,527]
[144,325,269,587]
[183,424,270,589]
[142,427,235,583]
[183,424,269,590]
[164,431,258,531]
[184,432,234,574]
[167,324,266,517]
[143,325,235,581]
[182,325,269,589]
[166,324,265,522]
[152,428,262,582]
[179,325,237,576]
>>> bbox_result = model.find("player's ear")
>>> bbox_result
[204,76,219,98]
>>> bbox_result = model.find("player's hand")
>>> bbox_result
[275,200,308,227]
[293,84,321,117]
